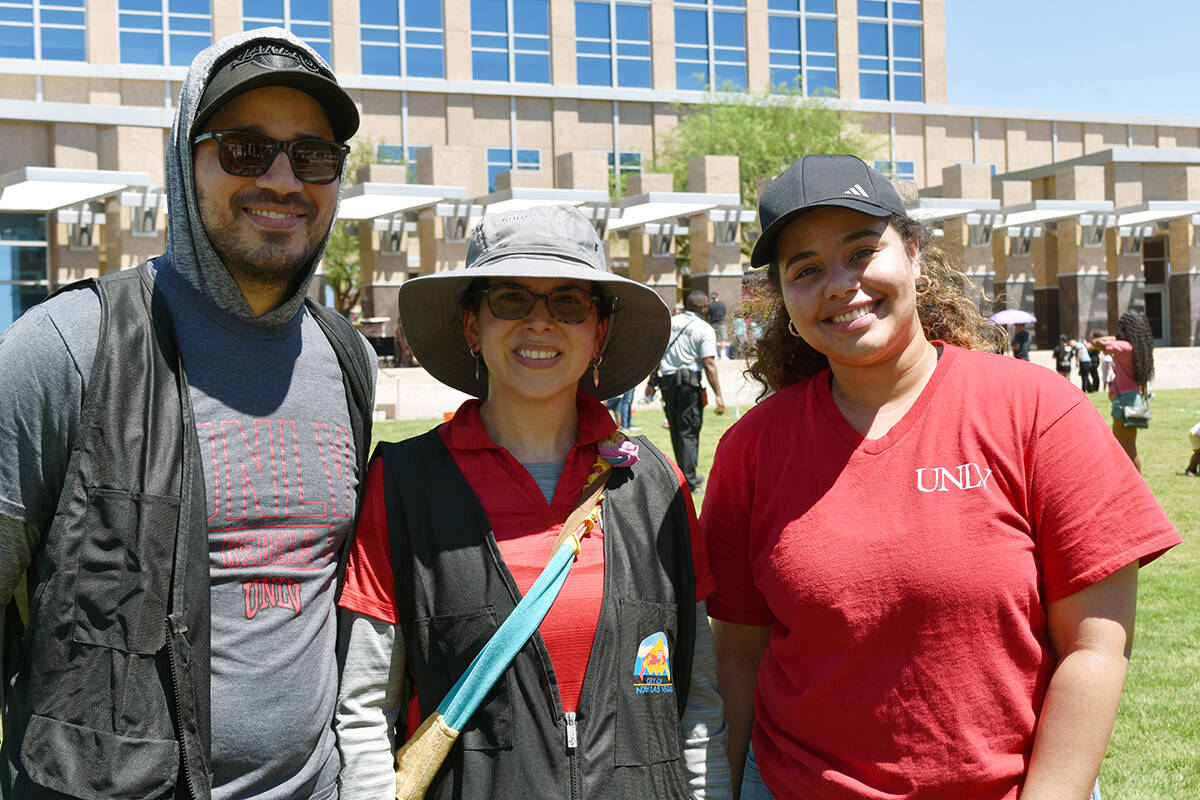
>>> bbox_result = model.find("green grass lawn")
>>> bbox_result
[375,388,1200,796]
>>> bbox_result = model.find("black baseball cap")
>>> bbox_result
[751,154,906,268]
[193,36,360,142]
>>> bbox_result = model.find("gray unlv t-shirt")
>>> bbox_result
[0,264,373,800]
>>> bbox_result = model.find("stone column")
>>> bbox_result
[1104,162,1143,329]
[625,172,678,309]
[355,164,412,321]
[98,124,166,275]
[994,179,1033,311]
[687,155,742,315]
[940,164,995,303]
[556,151,612,263]
[1030,217,1058,349]
[415,145,486,279]
[1168,167,1200,346]
[1056,164,1108,341]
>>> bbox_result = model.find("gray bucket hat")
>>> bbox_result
[397,204,671,399]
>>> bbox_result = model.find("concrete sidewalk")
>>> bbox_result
[374,348,1200,421]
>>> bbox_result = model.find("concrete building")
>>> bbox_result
[2,0,1198,346]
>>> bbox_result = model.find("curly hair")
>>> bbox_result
[1115,309,1155,386]
[747,213,1005,398]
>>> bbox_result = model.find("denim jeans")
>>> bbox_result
[739,745,776,800]
[605,388,634,428]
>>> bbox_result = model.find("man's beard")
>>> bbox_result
[198,186,330,289]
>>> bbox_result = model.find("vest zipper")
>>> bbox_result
[564,711,581,800]
[166,617,201,799]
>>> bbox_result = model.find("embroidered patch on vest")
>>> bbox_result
[633,631,674,694]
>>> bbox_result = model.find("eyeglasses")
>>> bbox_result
[192,130,349,185]
[480,283,599,325]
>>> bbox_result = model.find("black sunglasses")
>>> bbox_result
[480,283,599,325]
[192,130,349,185]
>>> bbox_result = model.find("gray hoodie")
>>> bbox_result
[0,27,373,800]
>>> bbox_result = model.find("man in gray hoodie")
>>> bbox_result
[0,29,374,800]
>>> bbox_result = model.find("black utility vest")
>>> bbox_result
[2,264,372,800]
[380,430,697,800]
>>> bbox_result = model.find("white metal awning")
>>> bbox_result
[1115,200,1200,227]
[0,166,151,212]
[909,197,1001,222]
[999,199,1113,228]
[337,182,467,221]
[609,191,743,231]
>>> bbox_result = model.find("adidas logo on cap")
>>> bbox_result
[844,184,870,198]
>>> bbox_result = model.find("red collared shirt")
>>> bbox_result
[341,391,714,713]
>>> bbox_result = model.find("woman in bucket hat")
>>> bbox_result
[336,205,731,799]
[701,155,1179,800]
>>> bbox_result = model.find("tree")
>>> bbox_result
[323,137,381,316]
[653,84,882,252]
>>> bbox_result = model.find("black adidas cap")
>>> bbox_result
[751,154,906,269]
[194,37,360,142]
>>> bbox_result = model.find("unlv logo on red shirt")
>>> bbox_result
[914,463,994,493]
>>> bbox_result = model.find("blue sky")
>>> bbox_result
[945,0,1198,117]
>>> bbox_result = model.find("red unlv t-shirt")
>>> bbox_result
[703,344,1179,800]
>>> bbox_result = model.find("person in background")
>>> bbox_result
[703,154,1180,800]
[730,315,747,358]
[1053,334,1074,378]
[1186,420,1200,476]
[335,205,731,800]
[606,386,638,431]
[1098,347,1116,392]
[1011,322,1031,360]
[0,29,374,798]
[395,318,415,367]
[646,291,726,492]
[707,291,729,358]
[1093,310,1156,473]
[1076,333,1099,392]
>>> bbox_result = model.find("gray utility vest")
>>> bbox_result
[2,264,372,800]
[380,430,697,800]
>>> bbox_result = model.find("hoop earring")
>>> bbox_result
[787,319,803,338]
[473,349,483,381]
[591,355,603,388]
[915,275,933,296]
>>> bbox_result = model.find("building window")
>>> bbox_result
[766,0,836,96]
[118,0,211,66]
[858,0,922,101]
[575,1,651,88]
[0,212,48,332]
[243,0,331,63]
[674,0,746,91]
[486,147,540,192]
[470,0,550,83]
[0,0,86,61]
[361,0,445,78]
[875,159,914,181]
[377,143,428,182]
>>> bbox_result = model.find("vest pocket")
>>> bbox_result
[413,604,513,751]
[72,489,177,654]
[20,713,179,799]
[614,598,683,766]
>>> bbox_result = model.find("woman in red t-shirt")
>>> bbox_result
[703,155,1178,800]
[335,205,729,799]
[1092,310,1155,472]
